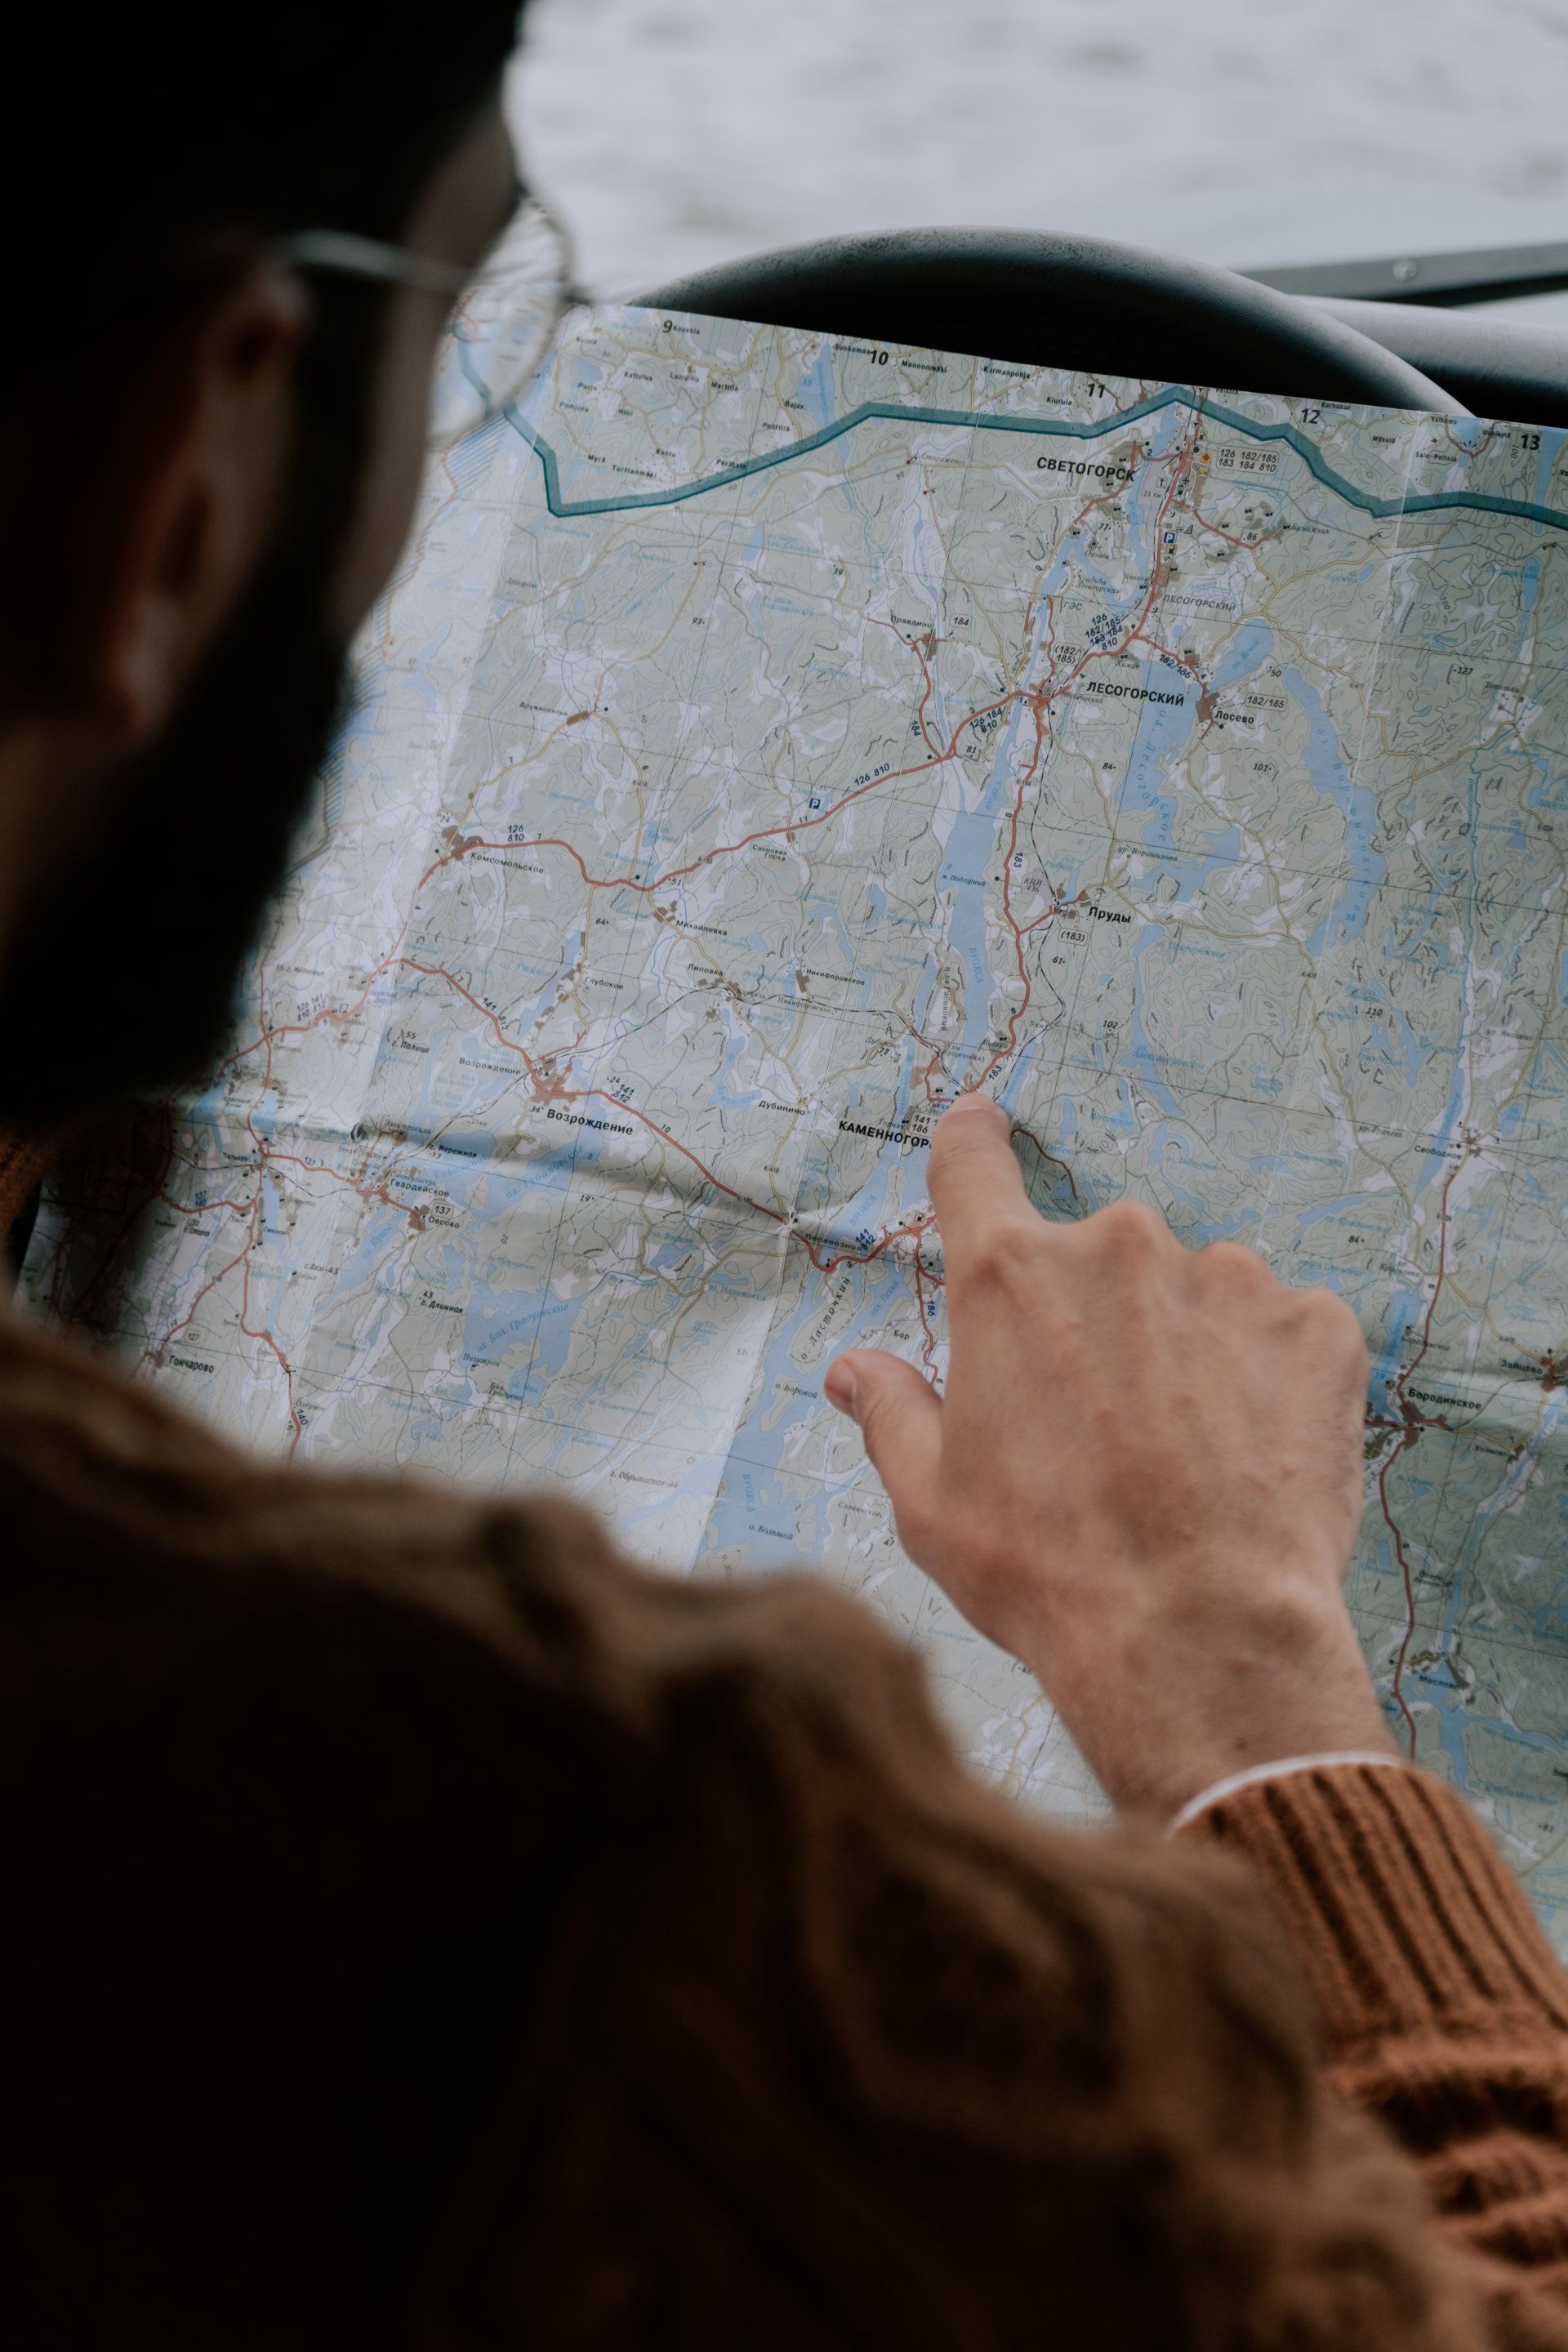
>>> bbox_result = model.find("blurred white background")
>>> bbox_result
[510,0,1568,323]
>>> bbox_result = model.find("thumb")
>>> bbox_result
[826,1348,943,1541]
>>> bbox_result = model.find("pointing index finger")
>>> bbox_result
[926,1093,1034,1275]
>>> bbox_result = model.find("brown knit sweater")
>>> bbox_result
[3,1298,1567,2352]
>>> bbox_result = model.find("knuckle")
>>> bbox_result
[1200,1239,1271,1293]
[1309,1287,1369,1366]
[1280,1285,1367,1370]
[965,1217,1040,1288]
[1087,1196,1168,1259]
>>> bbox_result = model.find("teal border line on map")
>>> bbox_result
[508,382,1568,535]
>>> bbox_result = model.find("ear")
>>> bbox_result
[90,265,309,744]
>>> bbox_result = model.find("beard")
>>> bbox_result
[0,512,354,1131]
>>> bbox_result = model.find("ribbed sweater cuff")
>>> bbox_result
[1179,1762,1568,2056]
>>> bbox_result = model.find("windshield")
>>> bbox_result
[514,0,1568,327]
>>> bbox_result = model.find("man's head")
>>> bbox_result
[0,6,528,1127]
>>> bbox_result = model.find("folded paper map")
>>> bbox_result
[27,305,1568,1939]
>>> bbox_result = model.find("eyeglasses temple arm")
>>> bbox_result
[271,229,470,298]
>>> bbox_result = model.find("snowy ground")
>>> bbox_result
[510,0,1568,326]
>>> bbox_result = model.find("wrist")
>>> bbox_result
[1167,1748,1405,1835]
[1020,1571,1396,1822]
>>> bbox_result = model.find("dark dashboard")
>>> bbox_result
[1250,242,1568,429]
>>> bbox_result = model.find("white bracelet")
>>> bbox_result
[1167,1750,1407,1838]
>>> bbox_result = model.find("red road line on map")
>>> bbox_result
[163,1195,254,1219]
[1174,495,1255,554]
[261,1145,419,1224]
[976,690,1059,1090]
[238,1260,304,1457]
[1404,1161,1461,1395]
[388,959,940,1278]
[402,457,1189,929]
[141,1172,301,1454]
[1009,1120,1083,1209]
[877,617,945,766]
[1374,1155,1464,1756]
[185,951,949,1415]
[1379,1465,1422,1755]
[913,1250,941,1379]
[428,688,1022,902]
[143,1230,257,1374]
[970,425,1199,1095]
[225,433,1189,1085]
[167,440,1212,1410]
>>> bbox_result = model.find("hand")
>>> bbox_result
[824,1094,1394,1818]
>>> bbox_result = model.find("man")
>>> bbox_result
[3,9,1567,2348]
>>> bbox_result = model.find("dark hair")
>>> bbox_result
[1,4,525,705]
[11,7,526,292]
[0,6,529,1127]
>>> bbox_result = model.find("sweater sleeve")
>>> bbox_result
[1182,1762,1568,2346]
